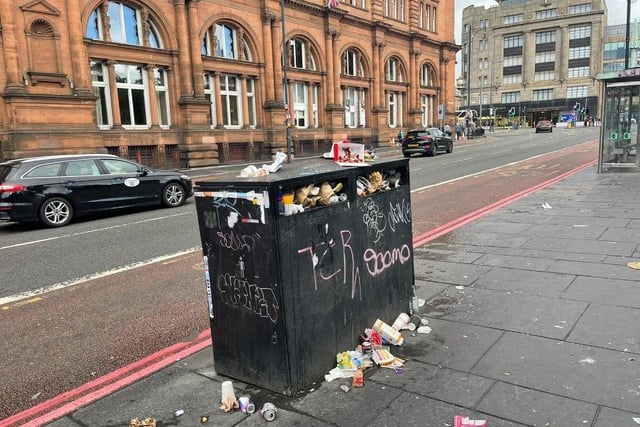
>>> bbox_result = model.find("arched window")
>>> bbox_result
[342,48,365,77]
[420,63,437,87]
[201,23,252,61]
[288,38,316,70]
[86,1,164,48]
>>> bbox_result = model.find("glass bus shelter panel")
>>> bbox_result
[601,85,640,168]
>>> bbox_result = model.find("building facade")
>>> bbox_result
[460,0,606,128]
[0,0,458,167]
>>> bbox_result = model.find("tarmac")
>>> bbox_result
[10,136,640,426]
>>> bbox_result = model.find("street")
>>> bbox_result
[0,126,599,420]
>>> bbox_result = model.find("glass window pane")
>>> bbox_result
[94,86,109,126]
[118,88,132,125]
[129,66,143,85]
[132,89,147,125]
[87,10,100,39]
[123,4,140,45]
[108,3,123,43]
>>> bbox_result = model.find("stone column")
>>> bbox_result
[307,82,315,127]
[65,0,91,94]
[173,0,194,99]
[272,15,284,102]
[213,71,224,126]
[0,1,26,93]
[145,65,159,126]
[187,0,204,97]
[106,61,121,127]
[332,31,341,105]
[325,31,336,105]
[262,11,276,103]
[240,75,250,128]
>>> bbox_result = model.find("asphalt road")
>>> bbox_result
[0,126,599,421]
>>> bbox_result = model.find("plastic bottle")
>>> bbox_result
[276,187,284,214]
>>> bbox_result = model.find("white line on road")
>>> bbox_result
[0,212,193,251]
[441,157,473,165]
[0,247,202,306]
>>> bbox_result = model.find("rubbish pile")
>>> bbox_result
[325,313,431,387]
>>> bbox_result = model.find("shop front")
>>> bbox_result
[598,69,640,172]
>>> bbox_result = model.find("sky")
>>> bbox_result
[453,0,638,75]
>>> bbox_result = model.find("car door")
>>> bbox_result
[61,159,116,213]
[98,158,159,207]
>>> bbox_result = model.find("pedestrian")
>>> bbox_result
[444,123,451,138]
[397,129,404,146]
[455,122,462,141]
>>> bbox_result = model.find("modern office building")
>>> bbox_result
[459,0,607,127]
[0,0,458,167]
[603,21,640,73]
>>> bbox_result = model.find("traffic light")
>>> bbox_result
[509,107,515,116]
[574,102,581,111]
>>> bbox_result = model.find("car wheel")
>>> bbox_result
[428,144,437,157]
[446,142,453,153]
[162,182,186,207]
[39,197,73,227]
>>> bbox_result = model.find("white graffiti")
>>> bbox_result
[217,273,279,323]
[388,199,411,232]
[362,198,387,243]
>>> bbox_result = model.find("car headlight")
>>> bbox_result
[181,174,191,181]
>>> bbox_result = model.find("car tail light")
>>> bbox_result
[0,183,25,194]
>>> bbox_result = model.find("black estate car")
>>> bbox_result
[0,154,193,227]
[402,128,453,158]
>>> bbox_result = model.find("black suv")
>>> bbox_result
[401,128,453,158]
[0,154,193,227]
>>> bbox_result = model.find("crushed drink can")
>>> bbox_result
[260,402,277,421]
[238,396,255,414]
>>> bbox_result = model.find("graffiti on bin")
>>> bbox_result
[363,244,411,277]
[216,230,262,253]
[387,198,411,232]
[217,272,280,324]
[297,228,361,299]
[361,198,387,243]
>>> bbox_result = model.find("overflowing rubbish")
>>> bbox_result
[129,417,156,427]
[220,380,239,412]
[541,202,552,209]
[240,152,287,177]
[373,318,404,345]
[417,325,432,334]
[352,369,364,388]
[260,402,278,422]
[392,312,410,330]
[627,261,640,270]
[200,415,209,424]
[238,396,256,414]
[174,409,184,417]
[454,415,488,426]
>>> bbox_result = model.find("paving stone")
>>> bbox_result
[431,231,530,249]
[434,242,605,263]
[600,227,640,242]
[567,304,640,353]
[476,381,597,426]
[367,391,526,427]
[289,377,402,427]
[546,215,630,228]
[522,237,637,256]
[413,259,491,286]
[424,287,587,339]
[563,276,640,308]
[472,333,640,413]
[472,266,574,297]
[550,259,640,280]
[412,246,484,264]
[461,220,534,235]
[413,280,450,304]
[593,406,640,427]
[368,360,494,408]
[526,223,607,240]
[472,253,555,272]
[395,318,503,371]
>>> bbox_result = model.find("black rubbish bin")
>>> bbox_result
[193,157,415,395]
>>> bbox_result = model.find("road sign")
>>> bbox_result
[438,104,445,120]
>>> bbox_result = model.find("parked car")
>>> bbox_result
[0,154,193,227]
[535,120,553,133]
[401,128,453,158]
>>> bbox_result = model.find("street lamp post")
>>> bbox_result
[280,0,292,162]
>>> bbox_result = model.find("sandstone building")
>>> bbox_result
[0,0,458,167]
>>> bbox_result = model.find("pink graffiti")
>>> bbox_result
[297,228,362,299]
[363,244,411,276]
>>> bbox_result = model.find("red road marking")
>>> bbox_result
[1,330,212,427]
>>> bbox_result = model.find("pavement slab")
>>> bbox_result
[471,333,640,413]
[593,406,640,427]
[567,303,640,353]
[413,259,491,286]
[471,266,574,297]
[522,237,637,257]
[368,360,494,408]
[562,276,640,308]
[476,381,598,426]
[422,286,587,340]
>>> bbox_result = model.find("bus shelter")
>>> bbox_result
[597,69,640,172]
